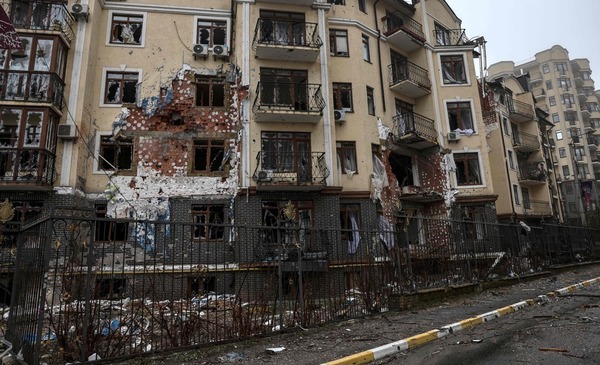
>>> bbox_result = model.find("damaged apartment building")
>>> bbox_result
[0,0,501,300]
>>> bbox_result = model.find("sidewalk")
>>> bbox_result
[119,263,600,365]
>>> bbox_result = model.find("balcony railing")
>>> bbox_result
[391,112,438,150]
[0,147,56,187]
[381,11,425,51]
[518,162,546,184]
[253,19,322,49]
[525,200,552,215]
[508,99,534,122]
[5,0,75,42]
[512,131,539,152]
[433,28,467,46]
[0,70,65,109]
[388,60,431,97]
[253,82,325,121]
[253,151,329,189]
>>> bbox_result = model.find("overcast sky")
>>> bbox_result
[448,0,600,77]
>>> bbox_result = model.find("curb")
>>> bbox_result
[320,276,600,365]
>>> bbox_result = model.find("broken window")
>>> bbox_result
[95,278,126,299]
[196,19,227,47]
[104,71,139,104]
[340,203,361,254]
[262,200,314,252]
[336,141,357,175]
[329,29,349,57]
[110,13,144,45]
[196,77,226,107]
[193,139,225,173]
[441,55,467,84]
[98,135,133,171]
[332,83,353,111]
[259,10,305,46]
[192,205,225,241]
[261,132,311,181]
[454,152,481,186]
[95,205,129,242]
[188,276,215,297]
[434,23,451,45]
[389,153,414,187]
[327,0,346,5]
[366,86,375,115]
[447,101,474,131]
[259,68,308,110]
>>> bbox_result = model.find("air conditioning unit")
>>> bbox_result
[71,4,89,20]
[57,124,76,140]
[212,45,229,57]
[256,170,274,182]
[334,109,347,123]
[192,44,208,56]
[447,131,461,142]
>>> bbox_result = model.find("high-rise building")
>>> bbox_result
[489,45,600,225]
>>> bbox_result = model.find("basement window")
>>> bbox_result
[193,139,225,173]
[196,77,226,107]
[95,205,129,242]
[192,205,225,241]
[95,278,126,299]
[97,134,133,172]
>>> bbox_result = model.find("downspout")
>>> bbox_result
[373,0,385,112]
[60,1,88,187]
[315,0,334,186]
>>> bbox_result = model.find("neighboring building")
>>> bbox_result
[489,46,600,225]
[0,0,498,301]
[483,66,560,224]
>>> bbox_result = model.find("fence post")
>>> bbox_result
[81,219,95,361]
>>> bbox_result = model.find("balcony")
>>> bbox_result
[398,185,443,203]
[548,138,556,149]
[381,11,425,52]
[391,112,438,151]
[588,137,598,151]
[508,99,534,122]
[253,151,329,191]
[433,28,467,46]
[0,71,65,110]
[512,131,540,153]
[5,0,75,43]
[578,91,588,104]
[253,82,325,123]
[518,162,547,185]
[529,72,542,84]
[0,147,56,190]
[252,19,322,62]
[388,61,431,98]
[524,200,552,216]
[533,88,546,101]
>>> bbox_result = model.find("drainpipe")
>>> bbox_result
[373,0,385,112]
[60,1,88,187]
[315,0,334,186]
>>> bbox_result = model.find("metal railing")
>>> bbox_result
[391,111,437,145]
[4,212,600,364]
[253,151,329,186]
[518,161,547,182]
[512,131,540,151]
[388,60,431,90]
[253,82,325,114]
[3,0,75,42]
[433,28,467,46]
[252,19,322,49]
[0,147,56,186]
[527,200,552,215]
[0,70,65,109]
[381,11,425,41]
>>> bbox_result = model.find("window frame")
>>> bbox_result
[93,131,134,174]
[361,34,371,62]
[196,76,228,108]
[507,150,514,169]
[513,184,520,205]
[332,82,353,112]
[100,67,142,107]
[453,151,484,187]
[194,16,231,49]
[191,138,227,175]
[95,205,129,242]
[439,53,469,85]
[446,100,476,132]
[336,141,357,174]
[106,10,147,48]
[358,0,367,13]
[548,96,556,106]
[329,29,349,57]
[542,64,549,74]
[559,147,566,158]
[366,86,375,115]
[192,204,227,242]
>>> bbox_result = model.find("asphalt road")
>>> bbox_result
[118,264,600,365]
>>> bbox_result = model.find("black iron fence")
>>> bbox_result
[381,11,425,41]
[4,211,600,364]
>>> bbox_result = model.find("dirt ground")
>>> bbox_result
[115,264,600,365]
